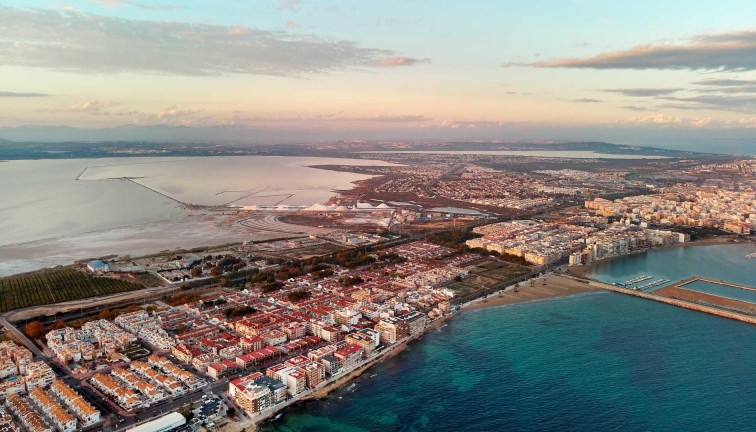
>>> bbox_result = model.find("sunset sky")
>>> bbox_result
[1,0,755,145]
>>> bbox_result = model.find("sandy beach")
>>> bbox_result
[461,274,601,312]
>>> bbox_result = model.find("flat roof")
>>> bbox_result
[126,413,186,432]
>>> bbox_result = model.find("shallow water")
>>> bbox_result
[0,156,393,247]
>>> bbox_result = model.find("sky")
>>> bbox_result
[0,0,755,147]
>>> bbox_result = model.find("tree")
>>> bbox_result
[25,321,46,338]
[287,291,312,302]
[99,308,113,320]
[51,319,67,330]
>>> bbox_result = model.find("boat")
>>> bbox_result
[635,278,670,290]
[619,275,653,287]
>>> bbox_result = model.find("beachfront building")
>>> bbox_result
[237,383,272,415]
[375,317,409,344]
[333,344,364,370]
[399,312,427,337]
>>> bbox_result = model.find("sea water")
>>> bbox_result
[263,292,755,432]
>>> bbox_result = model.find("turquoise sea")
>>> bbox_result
[262,244,756,432]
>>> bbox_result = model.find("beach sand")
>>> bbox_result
[461,274,601,312]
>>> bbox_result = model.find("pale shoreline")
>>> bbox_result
[460,274,601,312]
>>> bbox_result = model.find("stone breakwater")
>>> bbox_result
[572,276,756,325]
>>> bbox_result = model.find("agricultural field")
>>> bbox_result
[0,268,144,313]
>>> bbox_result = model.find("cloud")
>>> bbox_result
[621,105,657,112]
[90,0,182,11]
[628,113,682,125]
[0,91,50,97]
[604,88,682,97]
[693,78,756,87]
[572,98,602,103]
[438,120,512,129]
[627,113,715,128]
[151,106,203,121]
[343,115,432,123]
[46,101,208,124]
[514,29,756,71]
[374,56,431,67]
[660,95,756,113]
[231,113,431,124]
[50,100,121,114]
[0,7,425,76]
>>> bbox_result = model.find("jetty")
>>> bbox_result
[633,278,670,291]
[617,275,652,287]
[568,275,756,325]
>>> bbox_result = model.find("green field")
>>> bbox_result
[0,268,144,313]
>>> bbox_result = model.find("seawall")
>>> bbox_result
[570,275,756,325]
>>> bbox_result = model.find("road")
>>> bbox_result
[1,284,181,323]
[0,316,43,356]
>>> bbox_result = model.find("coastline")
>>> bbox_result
[246,274,597,431]
[244,313,454,431]
[569,236,737,278]
[460,274,601,312]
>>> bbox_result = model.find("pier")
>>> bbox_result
[617,275,652,287]
[568,275,756,325]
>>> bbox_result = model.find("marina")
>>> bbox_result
[674,277,756,304]
[634,278,670,291]
[576,275,756,325]
[615,275,652,287]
